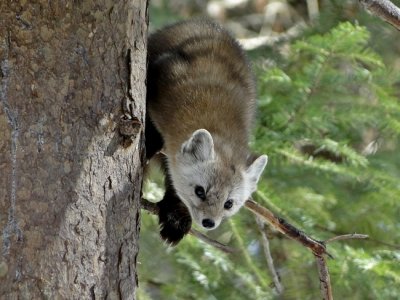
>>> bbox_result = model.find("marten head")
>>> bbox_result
[169,129,268,230]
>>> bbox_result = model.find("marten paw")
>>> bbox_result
[157,198,192,245]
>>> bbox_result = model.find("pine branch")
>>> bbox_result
[245,199,369,300]
[359,0,400,30]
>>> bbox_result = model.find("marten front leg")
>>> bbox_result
[145,120,192,245]
[157,158,192,245]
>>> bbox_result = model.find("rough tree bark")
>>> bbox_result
[0,0,148,298]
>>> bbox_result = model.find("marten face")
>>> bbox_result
[169,129,268,230]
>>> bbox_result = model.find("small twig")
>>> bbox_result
[325,233,369,244]
[359,0,400,30]
[316,225,398,249]
[188,229,236,254]
[140,198,236,253]
[315,254,333,300]
[255,216,283,295]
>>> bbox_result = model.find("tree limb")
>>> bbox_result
[359,0,400,30]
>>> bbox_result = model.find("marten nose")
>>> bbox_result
[202,218,215,229]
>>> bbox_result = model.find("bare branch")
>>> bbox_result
[189,230,237,254]
[325,233,369,244]
[140,198,236,253]
[316,224,399,249]
[245,199,328,256]
[255,216,283,295]
[359,0,400,30]
[315,254,333,300]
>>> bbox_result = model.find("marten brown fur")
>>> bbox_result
[145,19,268,245]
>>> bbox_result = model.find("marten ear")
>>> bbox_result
[245,154,268,192]
[181,129,215,161]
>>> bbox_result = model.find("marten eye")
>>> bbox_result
[224,199,233,209]
[195,186,206,200]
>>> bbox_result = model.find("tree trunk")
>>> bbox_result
[0,0,148,298]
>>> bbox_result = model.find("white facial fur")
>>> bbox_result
[168,129,268,230]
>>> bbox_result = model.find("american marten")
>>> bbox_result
[145,19,268,245]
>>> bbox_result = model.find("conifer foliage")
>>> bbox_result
[252,22,400,299]
[139,18,400,300]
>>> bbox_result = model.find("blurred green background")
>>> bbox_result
[139,1,400,299]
